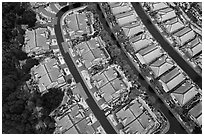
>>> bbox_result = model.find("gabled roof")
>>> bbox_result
[165,73,185,91]
[143,47,163,64]
[117,14,137,26]
[187,37,200,48]
[111,78,126,91]
[189,101,202,118]
[100,83,115,102]
[92,73,108,88]
[187,42,202,58]
[139,44,157,56]
[157,9,176,22]
[125,119,143,134]
[76,41,90,55]
[111,4,132,15]
[122,22,143,37]
[109,2,123,8]
[172,86,198,106]
[138,112,152,129]
[92,48,106,59]
[174,27,191,37]
[82,51,95,68]
[87,38,98,50]
[165,18,184,34]
[116,108,135,126]
[179,30,196,46]
[151,2,169,11]
[132,39,151,52]
[160,67,179,83]
[66,14,79,32]
[129,101,143,118]
[173,81,192,94]
[150,55,174,77]
[196,114,202,126]
[77,13,88,31]
[104,67,117,81]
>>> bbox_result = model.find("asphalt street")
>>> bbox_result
[131,2,202,89]
[54,3,116,134]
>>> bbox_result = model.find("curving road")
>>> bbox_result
[54,3,116,134]
[131,2,202,89]
[96,3,188,134]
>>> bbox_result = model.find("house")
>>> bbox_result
[159,68,186,92]
[150,2,169,12]
[124,119,144,134]
[137,45,164,64]
[100,83,115,102]
[64,126,79,134]
[137,112,154,129]
[131,38,152,53]
[24,28,50,55]
[173,27,196,46]
[157,8,176,23]
[111,3,132,15]
[104,67,118,81]
[109,2,126,8]
[75,118,95,134]
[121,21,144,38]
[149,55,175,78]
[171,86,198,107]
[189,101,202,121]
[64,12,90,37]
[186,37,202,58]
[75,37,110,69]
[164,17,185,34]
[116,108,136,126]
[115,11,137,26]
[56,115,74,132]
[129,101,143,118]
[31,58,66,92]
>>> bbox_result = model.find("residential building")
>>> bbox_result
[31,58,66,92]
[156,8,176,23]
[149,55,175,78]
[159,67,186,93]
[171,85,198,106]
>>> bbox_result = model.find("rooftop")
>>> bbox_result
[111,4,132,15]
[75,118,95,134]
[116,108,136,126]
[137,112,152,129]
[150,2,169,11]
[124,119,144,134]
[129,101,143,118]
[100,83,115,102]
[173,81,193,94]
[157,9,176,22]
[64,126,78,134]
[171,86,198,106]
[150,55,174,77]
[189,101,202,118]
[122,22,144,38]
[165,17,184,34]
[117,13,137,26]
[160,67,180,83]
[56,115,73,131]
[104,67,118,81]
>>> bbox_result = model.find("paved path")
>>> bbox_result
[54,3,116,134]
[131,2,202,89]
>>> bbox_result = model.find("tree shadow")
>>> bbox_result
[41,88,64,114]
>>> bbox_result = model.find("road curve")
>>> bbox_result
[96,3,187,134]
[131,2,202,89]
[54,3,117,134]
